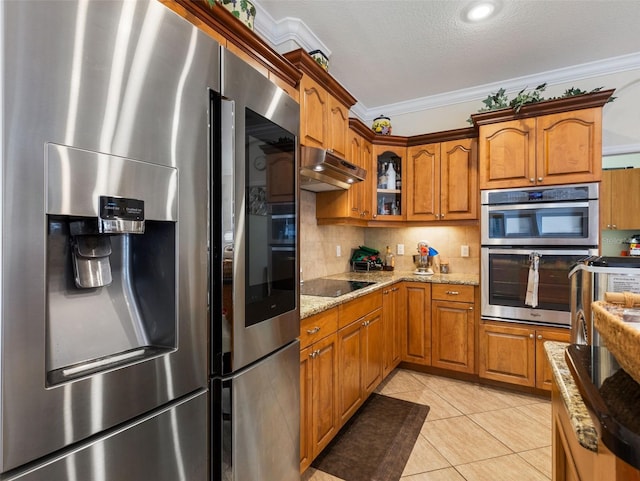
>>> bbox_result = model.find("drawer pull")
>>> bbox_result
[446,290,459,295]
[306,327,321,334]
[309,349,321,359]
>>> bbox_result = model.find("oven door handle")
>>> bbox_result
[483,248,594,256]
[485,201,590,211]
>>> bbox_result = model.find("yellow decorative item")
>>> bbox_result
[309,50,329,71]
[220,0,256,31]
[372,115,392,135]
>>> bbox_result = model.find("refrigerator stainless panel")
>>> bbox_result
[1,391,208,481]
[1,0,216,472]
[217,341,300,481]
[218,49,300,372]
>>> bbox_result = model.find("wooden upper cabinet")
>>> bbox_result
[601,168,640,231]
[474,91,614,190]
[328,96,349,158]
[536,108,602,185]
[300,75,328,149]
[479,118,537,189]
[284,49,356,156]
[407,137,477,222]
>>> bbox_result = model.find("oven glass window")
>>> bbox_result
[488,206,589,239]
[488,253,577,312]
[244,108,296,327]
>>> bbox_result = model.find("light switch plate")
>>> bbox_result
[461,245,469,257]
[397,244,404,255]
[336,245,341,257]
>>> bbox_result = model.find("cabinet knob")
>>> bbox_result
[530,178,535,183]
[468,306,474,310]
[441,214,445,219]
[613,224,617,229]
[529,333,534,339]
[435,214,440,219]
[537,334,543,340]
[306,327,321,334]
[392,287,399,292]
[538,177,543,182]
[372,213,377,218]
[607,224,612,229]
[446,290,459,295]
[383,290,389,295]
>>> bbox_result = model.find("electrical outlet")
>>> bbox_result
[336,245,341,257]
[397,244,404,255]
[461,245,469,257]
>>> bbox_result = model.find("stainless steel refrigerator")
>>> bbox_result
[210,51,301,481]
[0,1,216,479]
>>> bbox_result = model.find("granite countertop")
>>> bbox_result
[545,341,599,452]
[300,270,479,319]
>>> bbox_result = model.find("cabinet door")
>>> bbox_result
[372,145,406,221]
[610,168,640,230]
[441,138,478,221]
[601,169,613,231]
[406,143,440,221]
[536,108,602,185]
[327,96,349,159]
[479,322,535,387]
[299,345,313,472]
[432,299,475,373]
[383,285,404,377]
[403,282,431,365]
[299,75,327,149]
[360,138,374,220]
[337,320,364,424]
[535,328,570,391]
[311,333,340,459]
[479,118,536,189]
[266,154,295,203]
[362,308,384,395]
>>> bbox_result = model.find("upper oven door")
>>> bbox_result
[481,200,598,246]
[481,247,598,326]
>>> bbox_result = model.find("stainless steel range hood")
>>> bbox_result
[299,146,366,192]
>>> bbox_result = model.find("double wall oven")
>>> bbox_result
[481,183,599,327]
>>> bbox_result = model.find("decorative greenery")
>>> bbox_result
[468,84,615,123]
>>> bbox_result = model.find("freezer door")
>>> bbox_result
[2,391,207,481]
[212,341,300,481]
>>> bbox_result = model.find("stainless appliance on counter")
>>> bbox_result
[210,51,300,481]
[1,1,214,479]
[569,256,640,345]
[481,184,599,326]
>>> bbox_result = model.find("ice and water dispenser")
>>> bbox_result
[45,144,178,384]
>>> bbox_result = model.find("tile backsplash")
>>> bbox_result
[300,191,479,280]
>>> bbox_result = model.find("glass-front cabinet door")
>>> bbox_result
[373,145,406,220]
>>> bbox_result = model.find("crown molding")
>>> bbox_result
[603,143,640,156]
[355,52,640,121]
[253,2,331,56]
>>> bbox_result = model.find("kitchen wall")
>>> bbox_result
[300,190,365,281]
[299,190,479,281]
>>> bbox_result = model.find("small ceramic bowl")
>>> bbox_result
[372,115,392,135]
[309,50,329,71]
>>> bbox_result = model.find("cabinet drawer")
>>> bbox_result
[431,284,474,302]
[300,308,338,349]
[338,290,383,329]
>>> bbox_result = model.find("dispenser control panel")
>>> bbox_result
[99,196,145,234]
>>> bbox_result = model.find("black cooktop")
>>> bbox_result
[566,344,640,469]
[300,278,376,298]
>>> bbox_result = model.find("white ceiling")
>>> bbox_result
[255,0,640,120]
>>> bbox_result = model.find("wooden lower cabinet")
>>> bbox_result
[403,282,431,365]
[299,333,339,472]
[552,378,640,481]
[382,284,405,377]
[479,321,569,390]
[337,307,384,425]
[431,284,476,374]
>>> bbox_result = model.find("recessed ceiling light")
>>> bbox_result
[464,1,498,22]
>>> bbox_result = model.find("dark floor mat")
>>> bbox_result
[311,393,430,481]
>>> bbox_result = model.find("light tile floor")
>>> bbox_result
[302,369,552,481]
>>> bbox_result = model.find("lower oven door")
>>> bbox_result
[481,247,598,326]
